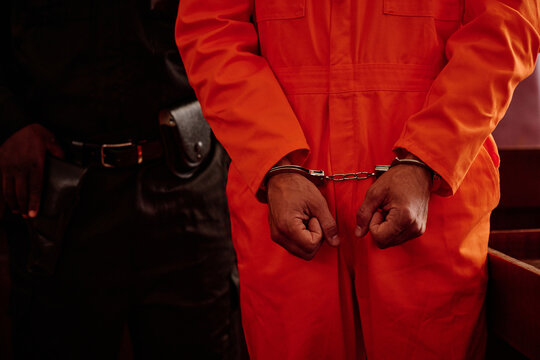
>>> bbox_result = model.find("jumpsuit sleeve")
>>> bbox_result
[175,0,310,195]
[0,0,28,145]
[393,0,540,196]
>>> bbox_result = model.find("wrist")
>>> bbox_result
[275,156,293,167]
[256,155,296,203]
[391,155,440,192]
[257,164,317,203]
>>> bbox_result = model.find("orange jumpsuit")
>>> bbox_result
[176,0,539,359]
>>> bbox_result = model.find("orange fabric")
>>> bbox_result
[176,0,540,359]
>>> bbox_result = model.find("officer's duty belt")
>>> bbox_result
[66,140,163,168]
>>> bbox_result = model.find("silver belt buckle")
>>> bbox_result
[100,141,134,168]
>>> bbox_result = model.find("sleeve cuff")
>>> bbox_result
[393,143,454,196]
[247,145,310,197]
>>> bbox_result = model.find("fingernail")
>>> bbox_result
[331,235,340,245]
[354,226,363,237]
[28,210,37,218]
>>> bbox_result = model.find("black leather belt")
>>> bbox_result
[66,140,163,168]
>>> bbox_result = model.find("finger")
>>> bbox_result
[369,210,400,248]
[381,213,425,247]
[309,198,339,246]
[46,138,65,159]
[306,217,323,242]
[369,210,385,231]
[370,208,413,249]
[14,171,29,215]
[271,221,321,260]
[3,175,18,213]
[270,214,322,260]
[287,217,323,255]
[28,160,45,218]
[356,186,384,238]
[269,214,312,259]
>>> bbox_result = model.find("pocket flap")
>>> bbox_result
[384,0,461,21]
[255,0,306,22]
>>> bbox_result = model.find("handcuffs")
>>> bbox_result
[257,157,440,202]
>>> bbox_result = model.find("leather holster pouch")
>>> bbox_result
[26,156,88,275]
[159,101,213,179]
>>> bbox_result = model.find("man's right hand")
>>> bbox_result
[0,124,64,218]
[266,172,340,260]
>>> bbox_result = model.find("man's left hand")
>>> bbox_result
[355,160,432,248]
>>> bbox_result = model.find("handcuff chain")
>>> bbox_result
[264,164,396,188]
[325,172,376,181]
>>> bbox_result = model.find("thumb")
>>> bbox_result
[356,187,384,238]
[310,197,340,247]
[46,138,65,159]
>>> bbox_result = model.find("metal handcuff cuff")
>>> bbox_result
[258,157,440,202]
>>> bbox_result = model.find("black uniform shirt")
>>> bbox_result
[1,0,195,144]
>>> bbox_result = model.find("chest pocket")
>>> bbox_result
[254,0,306,22]
[383,0,461,21]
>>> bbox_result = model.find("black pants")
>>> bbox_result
[5,144,244,359]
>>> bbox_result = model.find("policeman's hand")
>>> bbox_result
[267,173,340,260]
[0,124,64,218]
[355,163,431,249]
